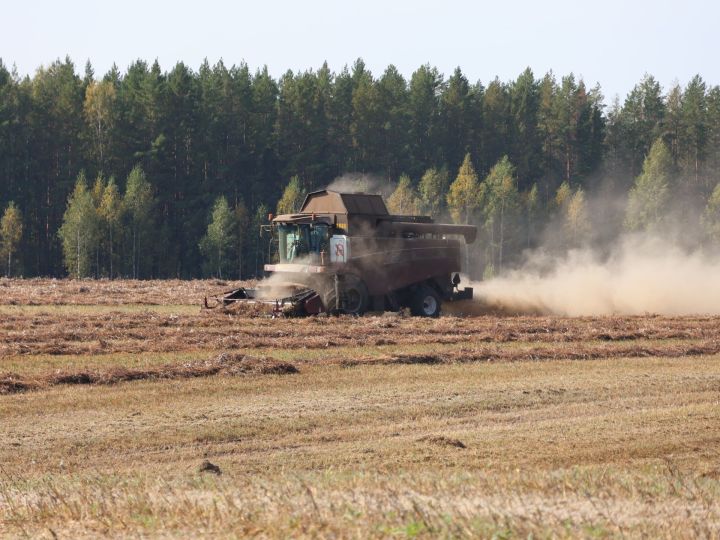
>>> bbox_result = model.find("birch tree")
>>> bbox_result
[58,173,101,278]
[200,196,235,278]
[0,202,22,277]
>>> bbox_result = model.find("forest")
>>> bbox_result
[0,56,719,279]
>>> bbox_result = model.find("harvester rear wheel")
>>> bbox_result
[411,285,441,317]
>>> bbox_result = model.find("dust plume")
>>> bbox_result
[471,234,720,316]
[326,173,391,197]
[255,262,315,299]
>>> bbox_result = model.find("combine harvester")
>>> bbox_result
[204,190,476,317]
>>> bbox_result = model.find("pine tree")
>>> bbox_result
[252,203,269,276]
[199,196,235,278]
[234,199,249,279]
[680,75,707,187]
[440,67,471,172]
[408,64,443,172]
[447,153,482,224]
[0,202,23,277]
[702,183,720,244]
[387,174,420,214]
[58,172,101,278]
[276,176,306,215]
[624,139,672,231]
[510,67,540,187]
[377,65,409,178]
[524,183,539,248]
[615,74,665,177]
[706,87,720,183]
[664,83,683,161]
[350,67,383,172]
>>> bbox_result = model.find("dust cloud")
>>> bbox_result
[471,234,720,316]
[326,173,392,197]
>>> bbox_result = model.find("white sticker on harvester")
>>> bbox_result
[329,235,349,263]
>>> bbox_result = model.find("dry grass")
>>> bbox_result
[1,279,720,538]
[0,277,251,306]
[0,353,297,395]
[1,304,719,357]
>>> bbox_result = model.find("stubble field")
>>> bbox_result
[1,278,720,538]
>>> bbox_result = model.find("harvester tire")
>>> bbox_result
[340,275,369,315]
[323,275,369,315]
[411,285,441,317]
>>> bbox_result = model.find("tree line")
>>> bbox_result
[1,56,719,278]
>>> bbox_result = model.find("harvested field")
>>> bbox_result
[0,277,252,306]
[1,279,720,538]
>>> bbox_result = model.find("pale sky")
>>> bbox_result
[1,0,717,104]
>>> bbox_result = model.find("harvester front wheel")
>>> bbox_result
[340,275,369,315]
[411,285,441,317]
[322,275,369,315]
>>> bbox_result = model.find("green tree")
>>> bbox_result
[387,174,420,214]
[276,175,306,215]
[482,78,511,171]
[481,156,520,273]
[614,74,665,177]
[418,167,449,217]
[234,199,249,279]
[252,203,269,276]
[680,75,707,187]
[555,180,572,210]
[350,66,383,171]
[408,64,443,172]
[624,139,673,231]
[447,153,482,224]
[90,175,106,275]
[84,80,116,171]
[537,72,561,183]
[377,65,410,178]
[702,183,720,244]
[440,67,472,172]
[510,68,541,188]
[664,83,683,161]
[0,202,23,276]
[200,196,235,278]
[58,172,101,278]
[28,57,85,275]
[99,177,123,278]
[706,86,720,183]
[524,183,539,248]
[124,165,154,278]
[564,188,590,247]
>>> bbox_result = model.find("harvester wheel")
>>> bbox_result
[323,275,368,315]
[411,285,441,317]
[342,275,369,315]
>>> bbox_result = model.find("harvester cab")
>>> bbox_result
[204,190,476,317]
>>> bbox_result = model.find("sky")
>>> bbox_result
[1,0,718,104]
